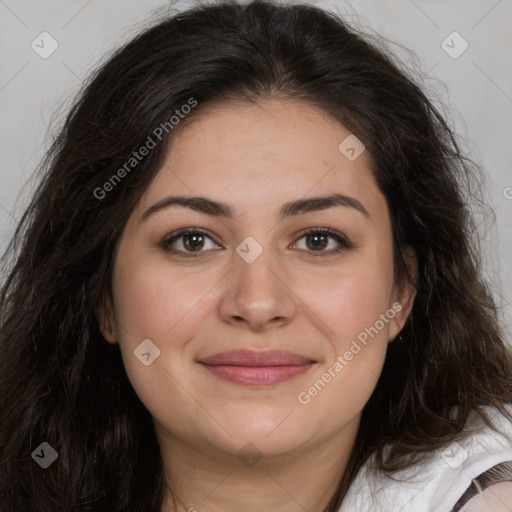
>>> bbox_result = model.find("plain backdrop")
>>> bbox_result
[1,0,511,344]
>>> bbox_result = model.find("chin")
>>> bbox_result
[216,410,314,454]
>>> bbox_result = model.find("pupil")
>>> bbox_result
[182,233,328,252]
[185,234,203,250]
[308,233,327,250]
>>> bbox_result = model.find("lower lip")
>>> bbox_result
[200,363,315,386]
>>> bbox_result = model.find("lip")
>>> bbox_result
[198,349,315,366]
[198,349,316,387]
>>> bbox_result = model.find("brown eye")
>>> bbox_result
[292,228,352,256]
[305,232,329,251]
[161,227,351,259]
[181,233,206,251]
[161,229,220,257]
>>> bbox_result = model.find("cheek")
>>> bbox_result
[110,258,205,423]
[298,262,394,418]
[308,249,395,354]
[302,244,396,413]
[112,255,213,343]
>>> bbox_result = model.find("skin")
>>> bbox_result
[97,98,417,512]
[460,482,512,511]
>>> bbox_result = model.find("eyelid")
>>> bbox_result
[290,227,352,256]
[293,226,351,245]
[161,227,221,254]
[160,226,352,257]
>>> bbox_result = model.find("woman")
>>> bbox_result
[1,1,511,510]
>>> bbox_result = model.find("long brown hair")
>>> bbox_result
[1,1,511,510]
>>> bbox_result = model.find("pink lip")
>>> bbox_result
[198,349,316,387]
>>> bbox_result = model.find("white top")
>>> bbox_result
[339,404,512,512]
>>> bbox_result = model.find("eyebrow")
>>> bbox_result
[141,192,370,222]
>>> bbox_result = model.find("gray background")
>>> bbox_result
[1,0,511,343]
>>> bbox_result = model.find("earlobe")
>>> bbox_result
[95,293,118,344]
[389,245,418,342]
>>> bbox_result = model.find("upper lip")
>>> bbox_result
[198,349,316,366]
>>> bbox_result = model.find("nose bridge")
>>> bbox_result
[218,238,296,330]
[233,240,284,304]
[236,248,279,296]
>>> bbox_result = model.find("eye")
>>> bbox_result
[161,226,352,258]
[291,228,352,256]
[161,228,220,258]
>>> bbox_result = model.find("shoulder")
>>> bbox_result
[426,404,512,511]
[459,481,512,512]
[455,461,512,511]
[339,404,512,512]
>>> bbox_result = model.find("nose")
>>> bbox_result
[217,248,297,332]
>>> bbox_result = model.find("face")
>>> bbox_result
[98,98,416,463]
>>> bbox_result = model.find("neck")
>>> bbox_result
[157,415,360,512]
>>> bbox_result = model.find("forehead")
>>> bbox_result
[136,98,387,222]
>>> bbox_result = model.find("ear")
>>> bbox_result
[95,291,118,344]
[388,245,417,342]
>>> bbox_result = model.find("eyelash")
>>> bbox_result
[160,226,352,258]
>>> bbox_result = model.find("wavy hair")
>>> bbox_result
[1,1,511,510]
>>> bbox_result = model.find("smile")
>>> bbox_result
[198,349,317,387]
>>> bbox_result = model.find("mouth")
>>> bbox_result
[197,349,317,387]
